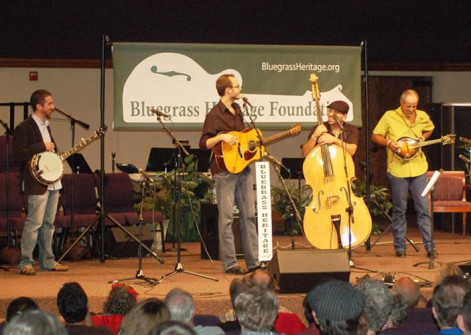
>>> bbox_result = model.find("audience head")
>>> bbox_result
[6,297,38,322]
[104,283,138,315]
[234,284,279,332]
[164,288,194,324]
[392,277,421,309]
[306,279,365,335]
[118,298,170,335]
[57,282,88,324]
[246,269,276,290]
[387,294,408,328]
[432,275,471,329]
[4,309,67,335]
[356,277,393,333]
[149,320,197,335]
[458,291,471,335]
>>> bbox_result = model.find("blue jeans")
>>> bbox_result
[214,168,259,271]
[387,173,434,252]
[20,190,60,270]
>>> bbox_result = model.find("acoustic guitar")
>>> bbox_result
[213,124,301,174]
[394,134,455,160]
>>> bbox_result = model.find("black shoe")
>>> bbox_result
[427,250,438,258]
[225,265,247,275]
[395,250,407,258]
[248,263,267,273]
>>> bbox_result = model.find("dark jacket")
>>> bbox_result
[13,115,57,195]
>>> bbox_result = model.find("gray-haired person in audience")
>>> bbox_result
[306,279,365,335]
[149,320,198,335]
[164,288,224,335]
[118,298,170,335]
[234,284,280,335]
[458,291,471,335]
[356,277,394,334]
[432,275,471,334]
[4,309,67,335]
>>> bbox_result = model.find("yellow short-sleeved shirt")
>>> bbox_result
[372,107,435,178]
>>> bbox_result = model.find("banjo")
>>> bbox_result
[29,126,107,185]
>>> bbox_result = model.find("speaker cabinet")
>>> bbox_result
[104,225,153,258]
[199,203,243,260]
[267,249,350,294]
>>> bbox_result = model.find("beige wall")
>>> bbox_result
[1,67,470,176]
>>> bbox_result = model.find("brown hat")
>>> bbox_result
[327,101,349,114]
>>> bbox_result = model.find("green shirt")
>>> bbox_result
[372,107,434,178]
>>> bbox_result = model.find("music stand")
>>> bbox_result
[146,148,178,172]
[66,153,93,174]
[188,149,211,173]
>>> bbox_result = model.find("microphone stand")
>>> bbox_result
[156,115,217,282]
[54,108,90,256]
[109,178,159,285]
[336,119,374,272]
[266,154,303,249]
[0,120,16,270]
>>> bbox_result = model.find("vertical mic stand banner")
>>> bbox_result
[256,161,273,262]
[112,42,362,130]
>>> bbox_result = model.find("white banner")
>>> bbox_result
[256,161,273,262]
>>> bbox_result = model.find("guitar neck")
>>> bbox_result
[416,138,444,149]
[263,129,296,146]
[60,133,101,161]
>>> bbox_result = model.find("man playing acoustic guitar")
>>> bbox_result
[14,89,69,275]
[199,74,260,275]
[371,89,436,259]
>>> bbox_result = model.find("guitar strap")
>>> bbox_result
[395,110,421,139]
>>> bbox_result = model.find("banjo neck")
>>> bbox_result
[59,126,107,161]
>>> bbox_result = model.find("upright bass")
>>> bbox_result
[303,74,372,249]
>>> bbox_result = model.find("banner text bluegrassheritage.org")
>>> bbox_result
[261,62,340,73]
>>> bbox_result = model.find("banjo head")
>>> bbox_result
[30,151,64,185]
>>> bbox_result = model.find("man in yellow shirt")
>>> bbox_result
[371,89,436,258]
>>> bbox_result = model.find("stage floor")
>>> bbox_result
[1,226,470,322]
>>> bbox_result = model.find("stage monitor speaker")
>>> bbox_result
[267,249,350,294]
[104,225,153,258]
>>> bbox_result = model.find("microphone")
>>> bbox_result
[0,119,13,135]
[240,96,253,108]
[150,108,171,118]
[138,168,155,183]
[263,152,288,171]
[459,154,471,164]
[332,113,344,131]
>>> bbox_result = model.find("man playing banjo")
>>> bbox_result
[14,89,69,275]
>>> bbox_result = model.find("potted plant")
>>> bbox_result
[139,154,214,242]
[271,183,311,235]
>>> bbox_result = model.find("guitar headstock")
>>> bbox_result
[309,74,320,101]
[442,134,456,145]
[290,123,302,135]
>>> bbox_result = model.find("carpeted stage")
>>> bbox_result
[1,226,470,323]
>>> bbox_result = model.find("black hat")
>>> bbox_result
[306,280,365,322]
[327,101,349,114]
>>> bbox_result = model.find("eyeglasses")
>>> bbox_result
[231,85,240,89]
